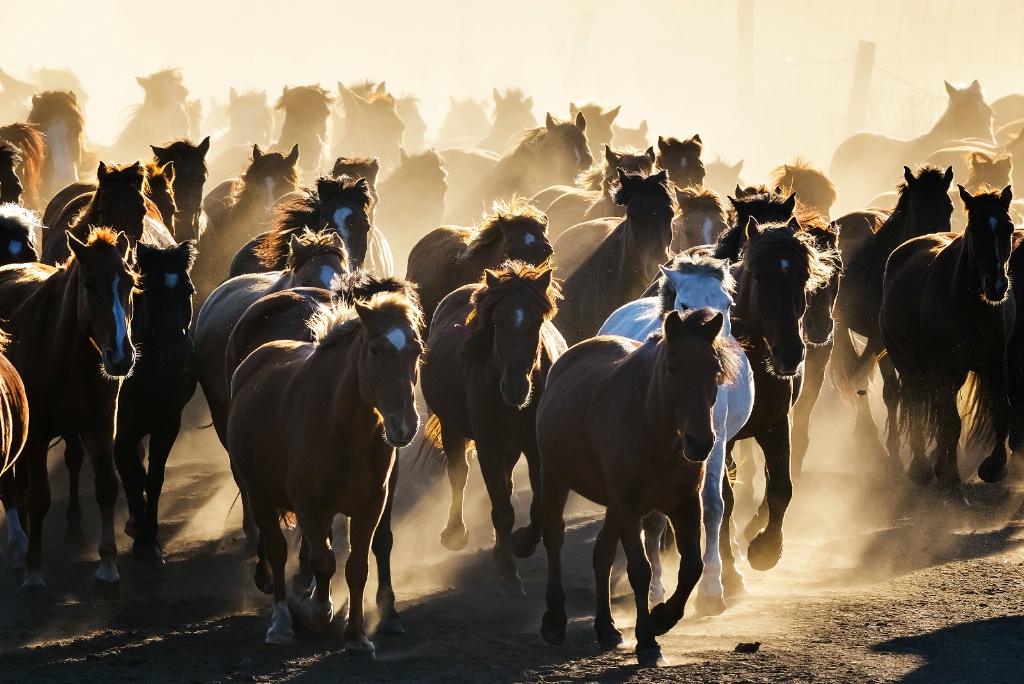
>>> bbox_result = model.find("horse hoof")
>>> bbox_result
[510,527,540,558]
[596,629,624,651]
[747,532,783,571]
[376,612,405,635]
[648,581,666,606]
[124,516,137,540]
[694,592,727,617]
[133,542,165,565]
[907,458,933,485]
[345,637,376,659]
[21,572,45,590]
[264,628,295,645]
[636,646,668,668]
[439,524,469,552]
[540,623,566,646]
[978,456,1008,483]
[94,578,122,600]
[649,602,678,636]
[497,576,526,597]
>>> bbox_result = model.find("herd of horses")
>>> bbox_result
[1,69,1023,667]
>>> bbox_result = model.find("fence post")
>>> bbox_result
[846,40,876,135]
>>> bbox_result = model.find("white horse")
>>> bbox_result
[599,253,754,615]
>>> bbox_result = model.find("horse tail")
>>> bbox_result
[411,413,446,471]
[960,370,1000,451]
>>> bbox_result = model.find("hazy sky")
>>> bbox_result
[4,0,1023,176]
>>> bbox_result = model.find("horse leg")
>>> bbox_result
[695,436,728,616]
[650,492,703,637]
[615,505,665,667]
[539,468,570,646]
[746,418,792,571]
[734,440,758,526]
[139,422,180,562]
[477,441,522,594]
[344,507,380,658]
[251,498,292,644]
[22,438,50,588]
[978,360,1011,484]
[1,466,28,572]
[293,534,314,594]
[229,458,259,554]
[719,445,746,597]
[79,425,121,594]
[905,386,932,485]
[932,384,966,503]
[438,425,470,551]
[880,355,903,466]
[791,342,829,479]
[641,513,667,605]
[292,510,335,635]
[740,441,770,543]
[113,429,147,548]
[592,514,623,650]
[853,383,887,460]
[511,441,543,558]
[63,434,85,540]
[372,457,404,635]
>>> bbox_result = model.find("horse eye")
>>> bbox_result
[370,347,382,357]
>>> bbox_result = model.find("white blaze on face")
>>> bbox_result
[679,157,687,168]
[47,119,77,185]
[780,258,789,275]
[702,217,714,244]
[8,240,22,256]
[111,275,128,364]
[319,265,337,287]
[513,307,525,327]
[523,232,536,246]
[333,207,353,243]
[385,327,407,351]
[990,217,998,230]
[164,273,178,288]
[265,177,277,208]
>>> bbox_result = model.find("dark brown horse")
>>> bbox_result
[275,85,334,180]
[26,91,84,201]
[0,123,44,210]
[109,69,190,162]
[569,102,620,160]
[555,170,676,345]
[0,227,135,589]
[768,159,838,218]
[375,149,448,269]
[478,87,537,153]
[0,203,40,266]
[535,307,738,667]
[881,186,1015,500]
[0,332,28,478]
[151,137,211,243]
[421,262,564,593]
[406,197,552,330]
[230,176,373,276]
[227,290,422,654]
[657,135,705,189]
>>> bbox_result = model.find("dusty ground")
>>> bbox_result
[2,392,1023,684]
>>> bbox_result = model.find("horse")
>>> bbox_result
[830,80,993,211]
[569,102,620,160]
[274,85,334,180]
[536,306,738,667]
[477,87,536,153]
[375,149,447,271]
[0,123,45,210]
[26,91,84,201]
[436,96,491,149]
[768,159,838,218]
[420,262,563,593]
[193,229,348,546]
[450,113,591,224]
[395,94,427,153]
[151,137,211,243]
[227,289,422,654]
[229,176,373,276]
[613,119,650,150]
[0,332,28,478]
[831,165,955,463]
[672,186,729,252]
[555,170,676,345]
[540,145,656,240]
[0,203,41,266]
[881,185,1015,501]
[0,227,135,590]
[704,157,744,199]
[406,196,552,331]
[966,151,1012,192]
[599,253,754,616]
[657,135,705,189]
[206,89,276,185]
[335,82,405,169]
[193,144,299,302]
[109,69,191,162]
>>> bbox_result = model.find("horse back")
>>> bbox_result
[41,192,93,264]
[226,288,328,379]
[553,218,618,279]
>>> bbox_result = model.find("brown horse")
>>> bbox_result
[569,102,620,160]
[375,149,448,270]
[0,123,45,210]
[613,119,650,149]
[230,176,373,276]
[705,157,745,199]
[420,262,564,593]
[881,186,1015,500]
[275,85,334,180]
[0,203,41,266]
[109,69,190,162]
[193,144,300,302]
[227,290,422,654]
[478,87,537,153]
[555,170,676,345]
[336,82,405,169]
[436,96,491,149]
[0,227,135,589]
[672,185,729,252]
[768,159,838,218]
[406,196,552,330]
[657,135,705,189]
[26,91,85,201]
[151,137,211,243]
[0,332,28,478]
[535,307,738,667]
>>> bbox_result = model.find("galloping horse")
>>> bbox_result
[151,137,211,243]
[109,69,190,162]
[26,91,84,200]
[421,262,564,593]
[656,135,705,189]
[881,185,1015,500]
[336,82,405,169]
[536,307,738,667]
[227,290,422,655]
[0,228,136,589]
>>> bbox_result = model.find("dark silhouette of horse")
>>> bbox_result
[274,85,333,180]
[0,332,28,478]
[227,289,423,654]
[0,203,40,266]
[406,197,552,331]
[151,137,211,243]
[569,102,620,160]
[395,94,427,152]
[535,307,738,667]
[768,159,838,218]
[0,123,44,210]
[478,88,536,153]
[555,170,676,345]
[881,185,1015,501]
[110,69,190,162]
[657,135,705,189]
[376,149,447,269]
[0,227,136,590]
[26,91,84,200]
[421,262,564,593]
[206,89,276,185]
[0,143,23,205]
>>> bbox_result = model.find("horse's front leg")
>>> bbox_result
[614,503,665,667]
[746,415,792,571]
[932,382,966,503]
[477,439,523,593]
[439,424,470,551]
[372,452,404,634]
[592,513,623,650]
[879,354,903,466]
[345,500,382,658]
[293,508,337,636]
[978,358,1011,484]
[63,433,86,540]
[79,419,121,595]
[719,442,746,597]
[511,440,543,559]
[791,342,830,478]
[641,512,668,605]
[696,433,728,615]
[650,491,703,636]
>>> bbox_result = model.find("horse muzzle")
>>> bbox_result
[500,376,533,409]
[383,414,418,448]
[681,432,714,463]
[982,275,1009,304]
[770,343,805,377]
[102,347,136,378]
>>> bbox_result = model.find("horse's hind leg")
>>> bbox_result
[22,439,51,588]
[880,355,903,466]
[63,434,85,540]
[251,498,292,644]
[978,361,1011,484]
[746,418,792,571]
[137,421,180,562]
[511,441,543,559]
[719,445,746,597]
[345,504,383,657]
[651,492,703,637]
[641,512,667,605]
[229,459,259,554]
[372,457,404,634]
[932,384,966,502]
[615,504,665,667]
[113,430,147,548]
[1,467,28,571]
[477,442,523,594]
[80,425,121,595]
[592,514,623,650]
[439,425,470,551]
[792,342,830,479]
[695,437,728,616]
[539,468,570,646]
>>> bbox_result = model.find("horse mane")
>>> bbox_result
[647,307,743,385]
[256,176,371,267]
[285,228,349,272]
[455,196,548,266]
[310,290,423,348]
[0,123,44,197]
[330,269,417,306]
[714,185,794,258]
[389,150,444,181]
[768,158,837,212]
[71,163,150,230]
[275,85,334,115]
[228,149,298,208]
[27,91,85,131]
[657,252,734,315]
[0,203,41,249]
[613,170,674,208]
[677,185,727,218]
[576,147,652,191]
[332,156,380,185]
[154,138,210,170]
[895,164,948,197]
[744,220,835,291]
[145,68,184,86]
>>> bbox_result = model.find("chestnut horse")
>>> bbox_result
[656,135,705,189]
[536,307,739,667]
[406,197,552,331]
[420,262,564,593]
[0,332,28,478]
[227,291,422,655]
[0,228,135,589]
[881,186,1015,501]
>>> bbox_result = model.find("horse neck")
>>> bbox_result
[616,343,679,451]
[621,207,670,277]
[730,264,766,348]
[40,265,93,359]
[306,332,377,429]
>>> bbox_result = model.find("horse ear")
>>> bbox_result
[745,216,760,242]
[903,165,914,184]
[545,112,556,129]
[97,161,108,177]
[353,300,375,326]
[328,232,345,250]
[969,79,981,93]
[943,166,954,185]
[574,111,586,131]
[569,103,578,116]
[691,133,702,146]
[958,184,973,207]
[176,239,199,270]
[638,120,648,134]
[229,86,238,103]
[944,80,957,97]
[484,269,502,288]
[782,192,797,214]
[150,144,167,158]
[698,311,725,342]
[524,96,533,109]
[115,231,131,258]
[785,216,801,232]
[285,144,300,165]
[493,88,502,104]
[662,309,685,341]
[652,169,668,184]
[198,136,211,155]
[161,161,175,181]
[1000,185,1013,209]
[734,184,743,198]
[136,76,147,88]
[288,233,303,255]
[66,231,87,260]
[605,105,621,123]
[733,159,744,173]
[604,145,618,166]
[377,81,387,94]
[642,147,654,161]
[252,144,264,161]
[658,136,668,154]
[534,268,553,293]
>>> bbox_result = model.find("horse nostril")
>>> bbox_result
[683,433,713,461]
